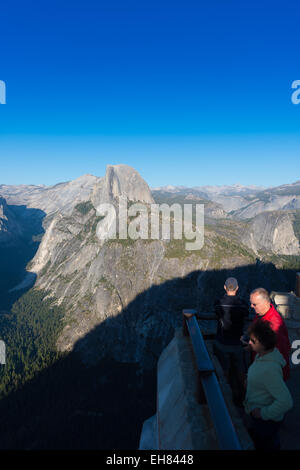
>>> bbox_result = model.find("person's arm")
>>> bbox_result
[259,368,293,421]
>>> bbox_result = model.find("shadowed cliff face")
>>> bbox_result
[0,202,45,311]
[0,172,106,310]
[0,196,25,243]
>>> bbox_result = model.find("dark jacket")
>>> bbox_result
[214,294,249,345]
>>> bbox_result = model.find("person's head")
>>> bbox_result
[224,277,238,295]
[247,319,276,355]
[250,288,271,316]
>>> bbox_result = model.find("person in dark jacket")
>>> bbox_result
[214,277,249,406]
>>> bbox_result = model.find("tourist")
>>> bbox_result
[244,319,293,450]
[214,277,249,406]
[249,288,291,381]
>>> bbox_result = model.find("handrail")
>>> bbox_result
[182,309,242,450]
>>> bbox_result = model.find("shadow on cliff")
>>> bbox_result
[0,205,45,311]
[0,258,299,449]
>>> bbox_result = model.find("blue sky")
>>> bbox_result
[0,0,300,188]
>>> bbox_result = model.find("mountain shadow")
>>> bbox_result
[0,205,45,311]
[0,260,299,449]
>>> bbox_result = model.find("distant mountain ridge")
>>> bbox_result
[152,180,300,215]
[152,183,266,195]
[0,174,101,216]
[2,177,299,218]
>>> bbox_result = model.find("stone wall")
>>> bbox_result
[270,291,300,361]
[139,328,253,450]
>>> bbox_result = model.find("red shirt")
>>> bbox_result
[252,303,291,381]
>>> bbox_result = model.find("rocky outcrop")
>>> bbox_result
[242,211,300,256]
[231,195,300,219]
[0,196,23,243]
[92,164,154,207]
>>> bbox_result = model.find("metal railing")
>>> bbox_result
[182,309,242,450]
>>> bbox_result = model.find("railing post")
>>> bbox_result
[182,309,197,336]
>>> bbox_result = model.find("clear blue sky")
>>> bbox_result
[1,0,300,188]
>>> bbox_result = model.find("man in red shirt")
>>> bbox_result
[249,288,291,381]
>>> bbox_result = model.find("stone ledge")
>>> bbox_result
[156,329,218,450]
[140,328,254,450]
[271,291,300,321]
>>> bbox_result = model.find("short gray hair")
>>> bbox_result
[225,277,238,291]
[250,287,270,302]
